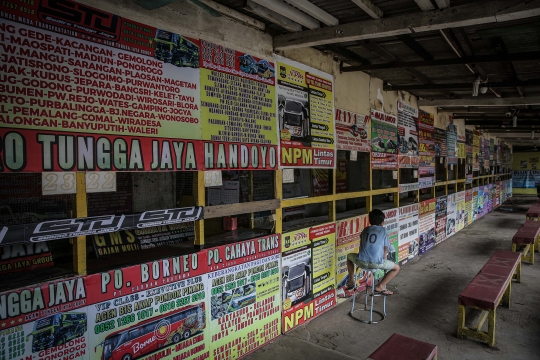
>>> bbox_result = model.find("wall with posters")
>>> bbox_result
[446,193,457,237]
[435,196,447,244]
[371,110,398,170]
[455,191,466,233]
[397,102,419,169]
[335,215,368,301]
[512,152,540,194]
[398,204,419,266]
[0,235,282,360]
[418,199,436,255]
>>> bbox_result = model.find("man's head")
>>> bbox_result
[369,209,385,226]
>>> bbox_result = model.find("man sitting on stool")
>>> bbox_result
[346,209,400,295]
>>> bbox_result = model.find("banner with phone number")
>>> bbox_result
[0,234,282,360]
[371,109,398,170]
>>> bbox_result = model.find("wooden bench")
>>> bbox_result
[366,333,437,360]
[457,250,521,347]
[520,220,540,252]
[526,205,540,220]
[512,225,539,264]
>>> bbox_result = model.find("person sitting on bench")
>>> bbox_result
[346,209,400,295]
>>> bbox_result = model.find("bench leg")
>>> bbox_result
[531,245,535,265]
[513,260,522,283]
[487,308,496,347]
[457,305,465,339]
[502,280,511,308]
[511,243,517,253]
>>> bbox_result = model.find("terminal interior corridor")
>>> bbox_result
[247,197,540,360]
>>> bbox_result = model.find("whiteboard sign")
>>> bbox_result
[42,172,77,195]
[86,172,116,193]
[283,169,295,183]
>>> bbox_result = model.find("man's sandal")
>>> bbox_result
[374,289,393,296]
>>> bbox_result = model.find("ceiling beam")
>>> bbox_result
[396,34,434,61]
[492,37,524,97]
[244,0,302,32]
[435,0,450,9]
[325,44,371,65]
[355,40,432,83]
[384,79,540,91]
[252,0,320,29]
[341,51,540,71]
[350,0,383,19]
[188,0,266,29]
[467,120,540,126]
[282,0,338,26]
[413,0,435,11]
[418,96,540,107]
[273,0,540,50]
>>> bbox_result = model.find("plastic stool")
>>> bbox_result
[349,267,386,324]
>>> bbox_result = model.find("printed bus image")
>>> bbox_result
[95,303,205,360]
[154,29,199,68]
[26,312,87,352]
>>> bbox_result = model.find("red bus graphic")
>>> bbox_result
[95,303,205,360]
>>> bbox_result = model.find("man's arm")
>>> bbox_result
[383,246,388,260]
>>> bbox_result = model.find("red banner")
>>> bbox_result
[280,141,335,168]
[0,129,277,171]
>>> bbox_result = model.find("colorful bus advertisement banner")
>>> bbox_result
[446,124,458,165]
[456,191,466,232]
[92,223,195,258]
[475,186,485,219]
[206,235,281,359]
[0,129,279,172]
[0,2,202,140]
[335,108,370,152]
[335,215,367,300]
[397,102,419,168]
[383,208,399,264]
[371,110,398,170]
[0,250,211,360]
[398,204,419,266]
[465,189,473,226]
[419,176,435,189]
[281,224,336,333]
[200,41,277,146]
[472,188,479,222]
[275,55,335,168]
[0,206,203,245]
[435,195,447,244]
[0,243,54,275]
[418,110,435,176]
[434,128,447,157]
[446,193,457,237]
[418,199,436,255]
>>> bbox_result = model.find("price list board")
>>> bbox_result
[0,3,201,139]
[200,40,277,145]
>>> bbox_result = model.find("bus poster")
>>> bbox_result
[205,234,281,359]
[281,225,336,333]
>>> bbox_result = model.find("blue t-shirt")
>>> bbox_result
[357,225,389,264]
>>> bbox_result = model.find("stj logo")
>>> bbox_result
[38,0,121,40]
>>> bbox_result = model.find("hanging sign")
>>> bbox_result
[371,110,398,170]
[418,199,436,255]
[335,108,370,152]
[397,102,419,168]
